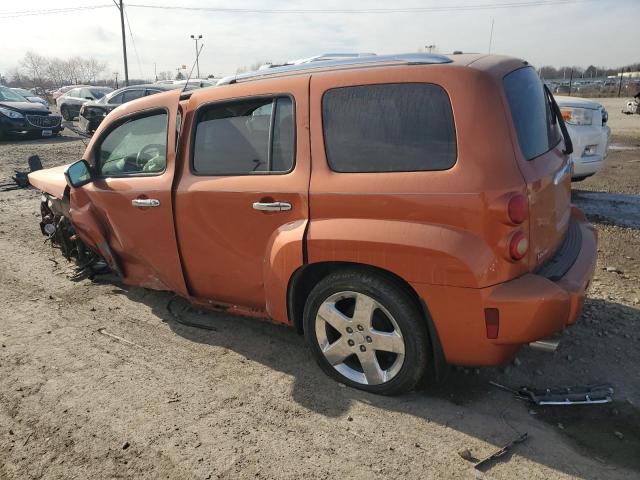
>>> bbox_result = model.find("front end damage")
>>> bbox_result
[39,192,110,280]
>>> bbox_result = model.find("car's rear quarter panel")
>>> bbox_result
[307,62,530,289]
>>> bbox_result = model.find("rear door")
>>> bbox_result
[70,89,187,295]
[174,76,310,311]
[503,67,572,268]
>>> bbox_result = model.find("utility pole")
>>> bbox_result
[424,44,435,53]
[488,17,495,54]
[190,34,203,78]
[113,72,119,89]
[618,68,625,97]
[116,0,129,86]
[154,62,157,82]
[568,68,573,96]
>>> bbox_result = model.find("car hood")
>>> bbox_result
[28,164,70,199]
[0,101,50,113]
[554,95,603,110]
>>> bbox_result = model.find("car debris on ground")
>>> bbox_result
[490,381,614,405]
[459,433,529,471]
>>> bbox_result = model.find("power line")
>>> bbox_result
[126,0,594,15]
[0,0,595,19]
[0,5,112,19]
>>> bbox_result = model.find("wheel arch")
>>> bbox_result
[287,261,447,380]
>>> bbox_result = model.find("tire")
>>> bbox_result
[571,175,592,182]
[303,269,430,395]
[60,106,71,121]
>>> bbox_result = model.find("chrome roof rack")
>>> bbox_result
[216,53,452,86]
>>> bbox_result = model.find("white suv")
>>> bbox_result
[554,96,610,181]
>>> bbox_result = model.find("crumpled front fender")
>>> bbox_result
[69,190,122,277]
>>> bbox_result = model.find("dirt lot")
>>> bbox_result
[1,98,639,479]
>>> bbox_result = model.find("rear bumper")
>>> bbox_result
[412,207,597,366]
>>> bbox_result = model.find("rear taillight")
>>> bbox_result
[509,231,529,260]
[507,194,528,224]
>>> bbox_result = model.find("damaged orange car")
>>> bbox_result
[29,53,597,395]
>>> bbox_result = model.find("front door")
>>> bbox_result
[174,76,310,315]
[71,90,187,295]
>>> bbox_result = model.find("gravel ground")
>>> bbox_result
[0,99,639,479]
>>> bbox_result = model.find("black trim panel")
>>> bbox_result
[536,219,582,282]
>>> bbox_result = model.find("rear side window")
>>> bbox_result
[193,96,295,175]
[322,84,456,173]
[504,67,561,160]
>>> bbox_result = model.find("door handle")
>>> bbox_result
[132,198,161,208]
[252,201,292,212]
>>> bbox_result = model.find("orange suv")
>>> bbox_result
[29,54,597,395]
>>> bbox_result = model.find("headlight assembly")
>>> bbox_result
[0,106,25,119]
[560,107,593,126]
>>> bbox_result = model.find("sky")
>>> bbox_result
[1,0,638,81]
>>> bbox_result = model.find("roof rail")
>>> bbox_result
[217,53,452,86]
[259,52,378,70]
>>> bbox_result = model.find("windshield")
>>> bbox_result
[0,88,28,102]
[13,88,32,96]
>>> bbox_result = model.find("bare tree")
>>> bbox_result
[46,58,67,87]
[5,67,27,87]
[21,51,49,87]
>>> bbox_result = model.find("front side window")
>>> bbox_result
[109,93,124,105]
[503,67,561,160]
[89,88,109,99]
[97,112,168,176]
[193,96,294,175]
[122,89,144,103]
[80,88,93,99]
[322,83,457,173]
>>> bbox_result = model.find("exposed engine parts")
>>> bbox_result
[39,194,109,281]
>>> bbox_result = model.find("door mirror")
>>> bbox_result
[85,97,93,100]
[64,160,93,188]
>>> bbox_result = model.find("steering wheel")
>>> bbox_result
[135,144,165,168]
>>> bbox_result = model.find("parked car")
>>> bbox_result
[0,86,62,140]
[79,84,180,134]
[56,86,113,120]
[51,85,86,100]
[554,96,611,181]
[11,88,48,106]
[28,53,597,395]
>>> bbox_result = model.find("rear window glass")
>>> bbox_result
[503,67,561,160]
[322,83,456,173]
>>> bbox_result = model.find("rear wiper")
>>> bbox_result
[544,84,573,155]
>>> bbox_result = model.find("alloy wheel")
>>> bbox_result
[314,291,405,385]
